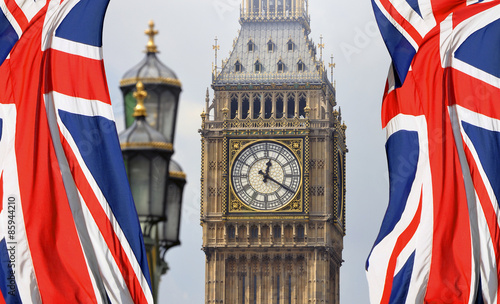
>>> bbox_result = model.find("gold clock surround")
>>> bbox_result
[223,137,310,219]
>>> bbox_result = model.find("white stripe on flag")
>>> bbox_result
[0,104,42,304]
[14,0,46,22]
[51,91,115,121]
[372,0,420,50]
[453,105,500,303]
[44,92,109,304]
[51,36,103,60]
[0,1,23,38]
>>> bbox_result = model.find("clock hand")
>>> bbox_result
[258,169,269,183]
[265,175,294,193]
[265,160,272,175]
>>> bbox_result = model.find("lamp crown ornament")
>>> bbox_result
[145,20,159,53]
[133,81,148,117]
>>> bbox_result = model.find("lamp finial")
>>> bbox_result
[133,81,148,117]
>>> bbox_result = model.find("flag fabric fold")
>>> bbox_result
[367,0,500,303]
[0,0,153,303]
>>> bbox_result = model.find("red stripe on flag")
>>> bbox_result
[429,0,468,23]
[0,62,14,105]
[15,100,99,303]
[4,0,29,33]
[448,69,500,120]
[0,173,3,215]
[399,26,473,302]
[381,71,425,128]
[451,0,500,27]
[0,288,5,304]
[377,0,423,46]
[59,135,149,304]
[44,49,111,104]
[380,193,423,304]
[9,14,99,302]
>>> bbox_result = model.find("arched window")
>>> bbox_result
[298,93,307,118]
[277,60,285,73]
[264,93,272,119]
[273,225,281,240]
[235,60,242,72]
[230,94,238,119]
[287,39,294,51]
[227,225,235,239]
[241,94,250,119]
[248,40,255,52]
[277,0,283,14]
[284,224,293,242]
[296,224,305,242]
[238,225,247,242]
[254,60,262,73]
[250,225,259,239]
[276,93,284,118]
[297,59,305,72]
[269,0,276,13]
[285,0,291,14]
[253,94,261,119]
[268,40,274,52]
[261,225,270,242]
[287,93,295,118]
[252,0,259,12]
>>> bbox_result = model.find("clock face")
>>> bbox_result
[231,141,301,211]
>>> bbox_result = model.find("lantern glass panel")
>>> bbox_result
[128,155,150,216]
[164,182,181,243]
[159,90,177,143]
[144,90,160,130]
[150,155,168,217]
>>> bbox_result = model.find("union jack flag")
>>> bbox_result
[367,0,500,303]
[0,0,153,303]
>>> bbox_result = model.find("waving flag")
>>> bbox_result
[0,0,153,303]
[367,0,500,303]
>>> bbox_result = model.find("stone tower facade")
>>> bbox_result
[200,1,347,303]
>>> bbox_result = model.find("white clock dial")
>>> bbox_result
[231,141,301,210]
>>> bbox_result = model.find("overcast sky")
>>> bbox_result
[102,0,391,302]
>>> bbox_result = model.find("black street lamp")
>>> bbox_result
[118,21,185,303]
[120,20,182,145]
[119,81,185,302]
[120,82,173,231]
[158,159,186,256]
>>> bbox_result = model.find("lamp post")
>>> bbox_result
[119,81,185,302]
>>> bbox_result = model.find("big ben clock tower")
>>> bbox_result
[200,1,347,303]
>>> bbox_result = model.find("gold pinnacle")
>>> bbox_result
[133,81,148,117]
[145,20,158,53]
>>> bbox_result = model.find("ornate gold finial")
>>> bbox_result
[133,81,148,117]
[213,36,220,76]
[329,54,336,87]
[145,20,159,53]
[222,107,229,119]
[304,106,311,119]
[333,109,339,120]
[318,35,325,61]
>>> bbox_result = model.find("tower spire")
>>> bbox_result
[213,36,220,77]
[318,34,325,62]
[329,54,336,87]
[145,20,159,53]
